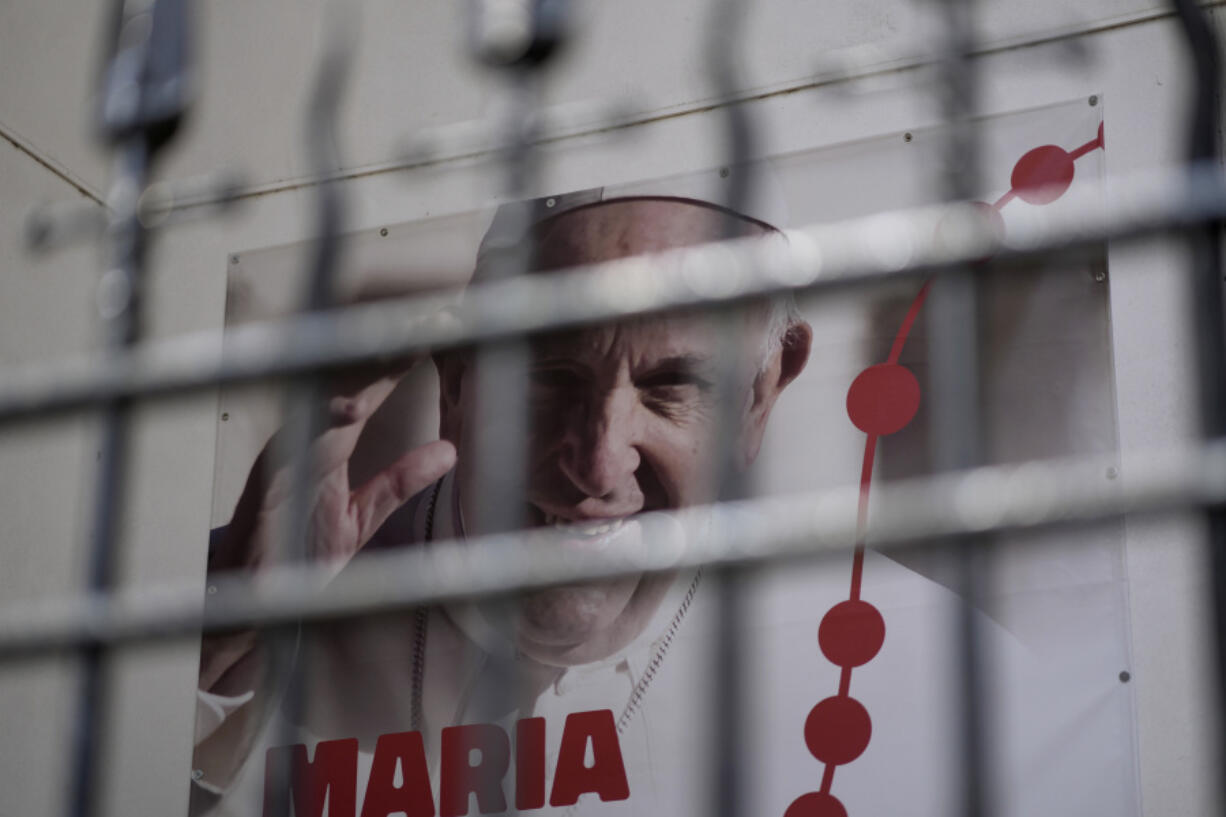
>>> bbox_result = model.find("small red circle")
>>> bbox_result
[1010,145,1075,205]
[784,792,848,817]
[804,696,872,765]
[846,363,920,435]
[819,600,886,668]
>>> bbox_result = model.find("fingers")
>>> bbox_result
[324,364,416,427]
[350,439,458,547]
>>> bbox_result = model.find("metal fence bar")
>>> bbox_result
[3,438,1224,661]
[7,2,1226,815]
[2,162,1225,425]
[68,3,192,817]
[1168,0,1226,806]
[929,0,990,814]
[705,0,756,808]
[258,13,354,816]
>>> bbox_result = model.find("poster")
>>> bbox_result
[192,98,1137,817]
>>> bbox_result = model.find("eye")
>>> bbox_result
[636,368,714,419]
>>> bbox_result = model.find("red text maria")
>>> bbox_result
[263,708,629,817]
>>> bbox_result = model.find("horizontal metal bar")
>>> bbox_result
[1,161,1223,423]
[0,438,1222,660]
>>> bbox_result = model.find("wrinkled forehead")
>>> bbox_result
[522,198,776,366]
[531,309,719,357]
[532,198,771,271]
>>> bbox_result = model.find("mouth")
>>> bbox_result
[540,513,636,553]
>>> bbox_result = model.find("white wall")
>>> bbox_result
[0,1,1222,815]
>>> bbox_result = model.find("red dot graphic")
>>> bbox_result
[784,792,849,817]
[804,696,872,766]
[846,363,920,435]
[819,600,886,668]
[1010,145,1075,205]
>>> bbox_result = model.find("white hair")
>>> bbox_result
[757,293,803,372]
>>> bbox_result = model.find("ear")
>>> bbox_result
[740,320,812,466]
[433,350,469,445]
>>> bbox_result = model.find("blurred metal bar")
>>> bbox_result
[929,0,990,813]
[259,13,353,815]
[4,438,1226,660]
[69,2,193,816]
[70,138,149,817]
[1168,0,1226,804]
[464,0,569,804]
[1,162,1224,424]
[704,0,756,809]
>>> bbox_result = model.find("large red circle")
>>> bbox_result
[784,792,848,817]
[846,363,920,436]
[1010,145,1075,205]
[819,600,886,668]
[804,696,872,765]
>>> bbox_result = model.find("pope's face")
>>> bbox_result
[442,199,809,666]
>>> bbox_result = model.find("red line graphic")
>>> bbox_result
[784,122,1105,817]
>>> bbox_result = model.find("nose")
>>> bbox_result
[559,387,642,502]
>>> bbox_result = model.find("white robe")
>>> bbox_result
[192,471,1138,817]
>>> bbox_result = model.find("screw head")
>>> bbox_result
[230,255,239,265]
[904,132,913,142]
[221,412,230,421]
[1118,670,1131,683]
[1089,94,1099,107]
[545,197,557,208]
[1094,270,1106,282]
[719,167,730,178]
[379,227,389,237]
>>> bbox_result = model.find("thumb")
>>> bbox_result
[351,440,457,547]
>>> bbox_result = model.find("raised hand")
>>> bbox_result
[200,365,455,691]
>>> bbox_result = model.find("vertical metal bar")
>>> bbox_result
[465,71,536,815]
[1167,0,1226,808]
[705,0,755,814]
[928,0,989,815]
[263,13,352,815]
[464,4,565,812]
[69,2,191,814]
[68,138,151,817]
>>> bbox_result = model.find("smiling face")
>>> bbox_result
[438,198,810,666]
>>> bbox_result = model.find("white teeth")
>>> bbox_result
[543,515,625,537]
